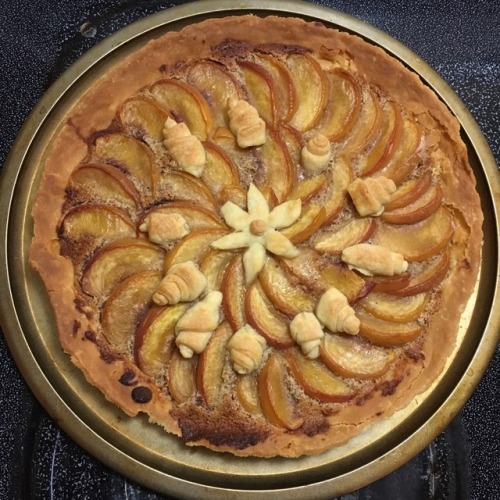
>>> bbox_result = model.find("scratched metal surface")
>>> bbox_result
[0,0,499,498]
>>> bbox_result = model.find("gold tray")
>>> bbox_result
[1,1,499,497]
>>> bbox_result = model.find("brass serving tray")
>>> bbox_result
[1,1,499,498]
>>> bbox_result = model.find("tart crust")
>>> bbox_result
[29,15,483,458]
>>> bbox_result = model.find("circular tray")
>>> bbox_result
[1,1,499,498]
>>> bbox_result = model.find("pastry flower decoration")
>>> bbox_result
[211,184,301,283]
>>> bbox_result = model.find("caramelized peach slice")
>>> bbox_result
[245,281,294,348]
[375,119,423,184]
[60,204,135,243]
[317,68,362,141]
[82,239,164,298]
[202,142,240,195]
[256,54,297,122]
[371,272,411,294]
[359,292,429,322]
[285,53,328,131]
[160,171,218,211]
[101,271,161,352]
[313,156,353,225]
[91,133,156,192]
[320,334,394,379]
[236,373,262,414]
[384,172,432,211]
[381,184,442,225]
[168,349,197,403]
[285,348,355,403]
[259,258,316,317]
[197,322,233,406]
[280,249,371,303]
[359,101,403,177]
[372,206,454,262]
[255,125,294,203]
[279,123,302,168]
[356,309,422,347]
[142,202,225,232]
[280,205,327,244]
[258,353,304,429]
[118,96,169,141]
[149,78,213,140]
[163,228,228,270]
[135,303,187,378]
[314,217,376,254]
[392,250,450,297]
[221,254,247,331]
[187,60,242,128]
[238,60,276,123]
[342,87,383,157]
[288,173,327,203]
[69,163,141,209]
[199,248,235,292]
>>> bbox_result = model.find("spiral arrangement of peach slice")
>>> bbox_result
[60,42,454,429]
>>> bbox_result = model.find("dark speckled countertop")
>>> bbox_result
[0,1,498,498]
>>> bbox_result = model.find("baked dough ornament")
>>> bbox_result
[29,14,482,458]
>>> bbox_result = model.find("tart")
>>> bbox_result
[29,15,483,458]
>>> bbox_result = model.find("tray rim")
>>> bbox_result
[1,0,499,497]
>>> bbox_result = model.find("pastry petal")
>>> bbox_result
[264,229,299,258]
[268,199,302,229]
[243,242,267,283]
[220,201,251,231]
[211,231,250,250]
[247,183,269,220]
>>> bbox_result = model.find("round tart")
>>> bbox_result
[29,15,483,458]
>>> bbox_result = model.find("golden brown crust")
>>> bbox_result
[29,15,482,458]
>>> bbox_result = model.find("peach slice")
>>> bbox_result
[320,334,394,379]
[280,205,327,244]
[168,348,197,403]
[197,322,233,406]
[259,258,316,317]
[238,60,276,123]
[280,248,371,303]
[358,292,429,322]
[134,303,187,378]
[218,184,248,209]
[371,272,411,294]
[314,156,353,225]
[255,125,294,203]
[384,172,432,211]
[317,68,362,141]
[141,202,225,232]
[285,53,328,131]
[392,250,450,297]
[285,348,355,403]
[372,206,454,262]
[163,227,229,270]
[82,238,164,298]
[279,123,302,168]
[381,184,442,225]
[375,119,423,184]
[221,254,247,332]
[201,141,240,195]
[60,204,135,243]
[245,281,294,348]
[359,101,403,177]
[258,353,304,429]
[101,270,161,352]
[160,171,218,211]
[356,308,423,347]
[149,78,213,140]
[117,96,169,142]
[314,217,376,254]
[91,133,156,192]
[288,173,327,203]
[186,60,242,128]
[199,248,235,292]
[69,163,141,209]
[255,54,297,122]
[342,87,383,157]
[236,373,262,415]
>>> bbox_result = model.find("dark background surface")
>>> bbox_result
[0,0,499,498]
